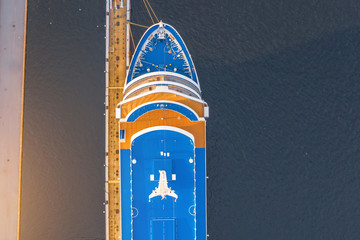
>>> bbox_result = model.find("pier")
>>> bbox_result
[0,0,28,239]
[105,0,130,239]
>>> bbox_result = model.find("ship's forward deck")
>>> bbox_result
[117,22,208,240]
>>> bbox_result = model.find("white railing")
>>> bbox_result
[105,1,110,240]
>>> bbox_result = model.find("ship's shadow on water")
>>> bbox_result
[204,27,360,239]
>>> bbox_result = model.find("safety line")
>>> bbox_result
[129,21,149,29]
[129,26,136,52]
[143,0,154,24]
[145,0,159,23]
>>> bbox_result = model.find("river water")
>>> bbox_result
[21,0,360,239]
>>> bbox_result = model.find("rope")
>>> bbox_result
[145,0,159,23]
[129,26,136,51]
[143,0,154,24]
[129,22,149,29]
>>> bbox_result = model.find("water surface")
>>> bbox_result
[22,1,360,239]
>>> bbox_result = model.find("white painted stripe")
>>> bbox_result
[123,80,201,100]
[131,126,195,143]
[124,100,200,121]
[120,88,205,105]
[124,71,201,92]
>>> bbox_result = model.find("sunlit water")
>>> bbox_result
[22,1,360,239]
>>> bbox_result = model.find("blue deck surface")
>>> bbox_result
[152,219,176,240]
[126,23,199,86]
[121,129,206,240]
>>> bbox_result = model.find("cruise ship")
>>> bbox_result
[116,21,209,239]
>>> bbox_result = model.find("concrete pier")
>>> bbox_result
[0,0,27,239]
[105,1,130,240]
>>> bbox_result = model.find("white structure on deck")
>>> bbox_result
[149,170,178,202]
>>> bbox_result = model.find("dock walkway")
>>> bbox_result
[0,0,27,239]
[105,1,130,239]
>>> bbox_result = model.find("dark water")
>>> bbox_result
[21,0,360,239]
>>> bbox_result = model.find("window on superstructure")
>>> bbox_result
[120,129,125,142]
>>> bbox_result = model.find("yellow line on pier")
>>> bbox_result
[109,87,124,89]
[108,180,121,184]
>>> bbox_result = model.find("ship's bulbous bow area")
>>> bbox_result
[125,22,200,92]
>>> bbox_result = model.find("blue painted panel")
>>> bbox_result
[121,133,207,240]
[120,129,125,140]
[131,130,195,240]
[151,219,176,240]
[127,102,198,122]
[153,159,172,180]
[151,197,175,219]
[195,148,207,240]
[120,149,132,240]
